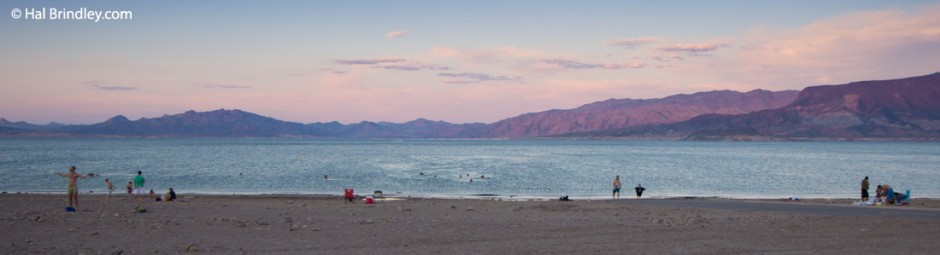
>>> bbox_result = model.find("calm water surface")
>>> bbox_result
[1,139,937,199]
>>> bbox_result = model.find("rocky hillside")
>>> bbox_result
[579,72,940,140]
[481,89,798,138]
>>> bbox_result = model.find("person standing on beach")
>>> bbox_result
[133,171,145,198]
[861,176,870,201]
[55,166,89,210]
[125,182,134,199]
[612,175,622,199]
[104,178,114,200]
[635,184,646,198]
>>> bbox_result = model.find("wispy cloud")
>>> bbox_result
[651,53,684,62]
[86,81,137,91]
[713,3,940,88]
[200,83,251,89]
[334,58,449,71]
[385,30,408,39]
[334,58,407,65]
[541,59,645,69]
[438,72,522,84]
[319,68,347,74]
[602,37,659,48]
[374,62,451,71]
[431,46,545,64]
[659,43,725,53]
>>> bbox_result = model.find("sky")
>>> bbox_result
[1,1,939,124]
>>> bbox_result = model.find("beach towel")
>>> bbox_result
[854,197,875,206]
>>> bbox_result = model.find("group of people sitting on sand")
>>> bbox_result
[860,176,909,206]
[874,184,909,206]
[55,166,177,211]
[148,188,177,202]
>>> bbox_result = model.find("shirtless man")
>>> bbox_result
[104,178,114,200]
[612,175,622,199]
[55,166,89,210]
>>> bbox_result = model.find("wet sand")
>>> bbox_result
[2,193,939,254]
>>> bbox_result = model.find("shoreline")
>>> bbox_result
[3,135,940,141]
[6,190,940,202]
[7,192,940,210]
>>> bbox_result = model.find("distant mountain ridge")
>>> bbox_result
[0,118,67,131]
[480,89,798,138]
[3,72,938,140]
[0,109,487,138]
[576,72,940,140]
[58,110,313,137]
[0,89,794,138]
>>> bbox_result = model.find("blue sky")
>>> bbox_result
[2,1,939,124]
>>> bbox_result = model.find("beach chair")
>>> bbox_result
[344,188,355,203]
[899,190,911,205]
[373,190,384,203]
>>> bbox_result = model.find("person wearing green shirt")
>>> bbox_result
[133,171,145,196]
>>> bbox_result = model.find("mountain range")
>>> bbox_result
[2,72,938,140]
[482,89,798,138]
[572,72,940,140]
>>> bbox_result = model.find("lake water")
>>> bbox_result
[1,139,938,199]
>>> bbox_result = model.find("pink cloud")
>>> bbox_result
[88,84,137,91]
[542,59,645,69]
[385,30,408,39]
[438,72,522,84]
[659,43,725,53]
[602,37,659,48]
[651,53,684,62]
[334,58,449,71]
[716,3,940,89]
[431,46,546,64]
[319,68,347,74]
[199,83,251,89]
[374,62,450,71]
[334,58,406,65]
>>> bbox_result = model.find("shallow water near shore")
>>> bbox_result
[1,138,938,199]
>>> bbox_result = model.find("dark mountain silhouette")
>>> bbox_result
[378,119,485,138]
[59,109,315,137]
[577,72,940,140]
[3,109,482,138]
[0,126,26,132]
[480,89,798,138]
[0,118,68,131]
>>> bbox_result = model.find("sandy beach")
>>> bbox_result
[2,193,939,254]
